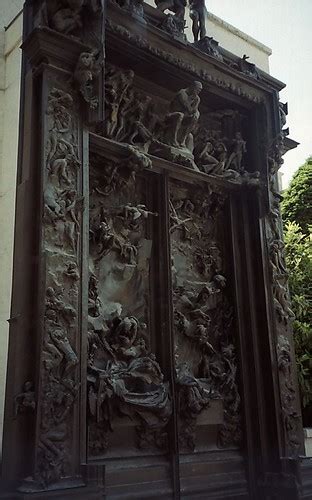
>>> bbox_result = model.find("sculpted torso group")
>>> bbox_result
[156,0,207,41]
[37,0,207,44]
[102,62,258,181]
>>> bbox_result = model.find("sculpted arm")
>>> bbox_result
[176,90,193,114]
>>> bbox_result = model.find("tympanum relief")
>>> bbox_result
[170,180,241,450]
[194,125,259,184]
[87,153,171,458]
[103,63,259,184]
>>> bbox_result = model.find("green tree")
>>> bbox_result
[282,158,312,417]
[282,157,312,235]
[283,222,312,407]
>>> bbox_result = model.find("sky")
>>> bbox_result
[206,0,312,189]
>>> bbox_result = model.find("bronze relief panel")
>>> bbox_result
[169,179,242,452]
[87,153,172,460]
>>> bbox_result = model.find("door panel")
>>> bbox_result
[86,140,246,497]
[169,178,242,454]
[87,155,172,461]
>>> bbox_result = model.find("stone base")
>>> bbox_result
[194,36,224,61]
[150,140,199,171]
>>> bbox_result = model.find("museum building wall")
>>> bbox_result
[0,5,23,458]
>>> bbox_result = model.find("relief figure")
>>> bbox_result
[162,81,202,149]
[189,0,206,42]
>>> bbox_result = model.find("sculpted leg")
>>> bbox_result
[199,9,206,39]
[190,10,200,42]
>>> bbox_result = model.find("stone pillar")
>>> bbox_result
[2,1,105,496]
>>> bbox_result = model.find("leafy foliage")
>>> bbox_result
[282,158,312,412]
[283,222,312,407]
[282,158,312,235]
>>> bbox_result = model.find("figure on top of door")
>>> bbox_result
[155,0,207,41]
[189,0,207,41]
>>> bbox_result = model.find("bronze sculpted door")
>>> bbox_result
[2,1,306,499]
[86,143,244,499]
[85,60,250,497]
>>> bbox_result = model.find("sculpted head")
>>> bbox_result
[46,287,55,298]
[214,274,227,288]
[190,81,203,95]
[125,70,135,83]
[80,52,93,66]
[46,309,57,323]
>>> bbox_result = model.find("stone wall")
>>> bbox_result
[0,8,22,457]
